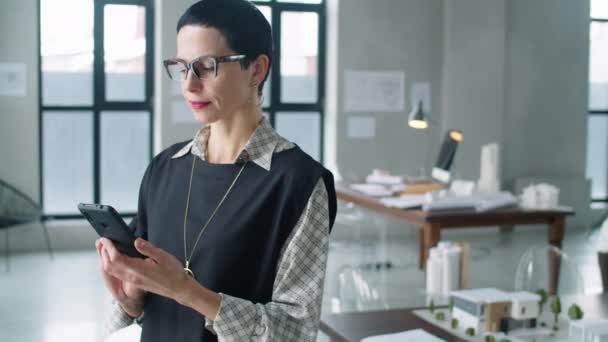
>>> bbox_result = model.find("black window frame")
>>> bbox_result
[38,0,155,220]
[252,0,327,162]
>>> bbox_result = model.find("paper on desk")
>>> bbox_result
[350,183,394,197]
[365,174,404,185]
[360,329,445,342]
[380,194,427,209]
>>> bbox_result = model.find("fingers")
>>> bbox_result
[134,238,162,263]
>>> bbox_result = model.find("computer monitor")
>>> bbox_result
[431,130,463,183]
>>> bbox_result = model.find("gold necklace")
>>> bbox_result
[182,156,247,279]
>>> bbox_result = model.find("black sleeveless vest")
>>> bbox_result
[133,142,337,342]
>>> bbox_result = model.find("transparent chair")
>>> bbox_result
[329,265,389,313]
[514,244,585,297]
[329,200,391,270]
[325,200,393,313]
[0,179,54,271]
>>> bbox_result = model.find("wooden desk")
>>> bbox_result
[321,293,607,342]
[337,184,574,294]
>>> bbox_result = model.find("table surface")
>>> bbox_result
[320,292,607,342]
[336,183,574,226]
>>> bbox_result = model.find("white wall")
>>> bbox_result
[503,0,591,228]
[441,0,506,180]
[0,0,40,203]
[329,0,445,180]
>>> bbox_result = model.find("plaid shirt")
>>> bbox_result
[103,117,330,341]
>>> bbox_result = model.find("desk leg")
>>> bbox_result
[418,227,424,270]
[420,223,441,271]
[548,217,565,296]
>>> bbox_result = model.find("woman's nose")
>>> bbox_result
[183,69,202,92]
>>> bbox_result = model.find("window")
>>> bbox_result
[40,0,153,217]
[253,0,326,161]
[587,0,608,202]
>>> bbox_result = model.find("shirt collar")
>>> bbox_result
[171,116,280,171]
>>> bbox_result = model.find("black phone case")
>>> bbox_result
[77,203,144,258]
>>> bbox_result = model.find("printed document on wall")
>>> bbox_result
[0,63,26,97]
[344,70,405,112]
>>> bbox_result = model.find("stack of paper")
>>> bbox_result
[365,174,404,185]
[379,195,427,209]
[423,192,517,213]
[360,329,445,342]
[350,183,394,197]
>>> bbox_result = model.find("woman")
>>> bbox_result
[96,0,337,341]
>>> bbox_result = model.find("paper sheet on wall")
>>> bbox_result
[347,116,375,139]
[360,329,445,342]
[171,99,194,123]
[344,70,405,112]
[0,63,26,96]
[410,82,431,112]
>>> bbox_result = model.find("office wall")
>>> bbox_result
[441,0,506,179]
[504,0,591,227]
[0,0,40,203]
[329,0,445,180]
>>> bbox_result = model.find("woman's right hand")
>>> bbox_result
[96,238,146,318]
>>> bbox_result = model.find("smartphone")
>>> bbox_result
[77,203,145,258]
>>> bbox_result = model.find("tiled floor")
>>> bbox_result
[0,215,604,342]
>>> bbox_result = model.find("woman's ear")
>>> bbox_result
[252,54,270,84]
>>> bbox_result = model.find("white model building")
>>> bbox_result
[450,288,540,333]
[509,291,540,320]
[569,319,608,342]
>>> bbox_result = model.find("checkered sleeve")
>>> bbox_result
[204,178,330,341]
[100,302,136,340]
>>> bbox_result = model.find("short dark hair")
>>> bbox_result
[177,0,272,96]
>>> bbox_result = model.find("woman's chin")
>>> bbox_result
[192,111,216,125]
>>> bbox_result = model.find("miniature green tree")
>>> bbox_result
[465,327,475,336]
[451,318,458,329]
[484,335,495,342]
[435,312,445,321]
[567,303,584,320]
[551,296,561,326]
[536,288,548,314]
[429,299,435,313]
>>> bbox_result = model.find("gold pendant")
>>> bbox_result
[184,261,195,278]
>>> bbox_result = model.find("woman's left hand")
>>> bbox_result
[103,237,194,302]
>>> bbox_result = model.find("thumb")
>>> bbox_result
[134,238,162,261]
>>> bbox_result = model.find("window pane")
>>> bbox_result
[100,112,150,212]
[586,116,608,199]
[592,0,608,19]
[275,112,320,160]
[104,5,146,102]
[256,5,271,22]
[41,0,93,106]
[278,0,322,3]
[281,12,318,103]
[590,22,608,110]
[43,112,94,214]
[262,69,271,108]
